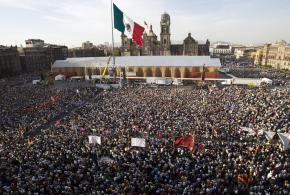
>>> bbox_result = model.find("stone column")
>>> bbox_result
[116,67,121,77]
[171,67,175,78]
[143,67,147,77]
[99,67,103,76]
[152,67,157,77]
[180,67,185,78]
[161,67,166,77]
[134,67,138,74]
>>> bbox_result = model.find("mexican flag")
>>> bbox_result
[113,4,145,46]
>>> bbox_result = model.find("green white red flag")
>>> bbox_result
[113,3,145,46]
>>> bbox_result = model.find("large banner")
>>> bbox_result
[131,138,146,147]
[264,131,276,141]
[277,133,290,150]
[240,127,256,135]
[88,136,101,144]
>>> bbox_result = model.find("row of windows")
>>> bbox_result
[269,47,278,51]
[268,55,276,59]
[214,49,231,54]
[268,60,290,67]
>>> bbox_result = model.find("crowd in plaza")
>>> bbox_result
[0,72,289,194]
[228,67,290,85]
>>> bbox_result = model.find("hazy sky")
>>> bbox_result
[0,0,289,47]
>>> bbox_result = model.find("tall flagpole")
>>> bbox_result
[110,0,115,68]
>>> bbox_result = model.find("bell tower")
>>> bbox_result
[160,12,171,56]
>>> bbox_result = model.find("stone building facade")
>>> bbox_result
[0,46,21,77]
[46,45,68,67]
[254,48,263,66]
[21,47,48,71]
[20,39,68,71]
[122,66,218,78]
[68,47,106,58]
[120,13,210,56]
[261,40,290,70]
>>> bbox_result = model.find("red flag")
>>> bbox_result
[80,127,85,133]
[19,127,24,135]
[237,174,253,184]
[132,22,145,46]
[198,143,204,150]
[174,135,194,150]
[133,125,141,132]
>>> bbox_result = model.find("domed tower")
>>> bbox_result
[160,12,171,56]
[183,33,198,56]
[142,25,159,56]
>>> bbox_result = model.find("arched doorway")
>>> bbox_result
[87,68,92,76]
[136,68,144,77]
[95,68,100,75]
[79,68,85,76]
[100,67,108,76]
[184,68,191,78]
[155,68,162,77]
[174,68,181,78]
[165,68,171,77]
[145,68,153,77]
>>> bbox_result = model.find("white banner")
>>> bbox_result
[277,133,290,150]
[88,136,101,144]
[32,80,40,85]
[240,127,256,135]
[98,156,115,164]
[131,138,146,148]
[257,129,264,136]
[264,131,276,141]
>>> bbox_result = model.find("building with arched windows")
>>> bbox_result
[52,56,221,79]
[261,40,290,70]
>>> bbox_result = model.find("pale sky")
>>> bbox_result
[0,0,289,47]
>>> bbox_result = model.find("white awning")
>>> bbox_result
[52,56,221,68]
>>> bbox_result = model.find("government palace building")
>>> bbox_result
[121,13,210,56]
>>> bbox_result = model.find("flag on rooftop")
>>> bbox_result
[113,4,145,46]
[144,21,148,29]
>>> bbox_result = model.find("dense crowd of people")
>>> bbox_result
[0,73,289,194]
[228,67,290,85]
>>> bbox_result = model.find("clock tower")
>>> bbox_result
[160,12,171,56]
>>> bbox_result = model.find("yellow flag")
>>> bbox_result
[102,64,108,76]
[27,138,33,145]
[102,56,111,77]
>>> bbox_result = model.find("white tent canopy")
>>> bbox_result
[55,74,66,81]
[52,56,221,69]
[277,133,290,150]
[264,131,276,141]
[261,78,273,84]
